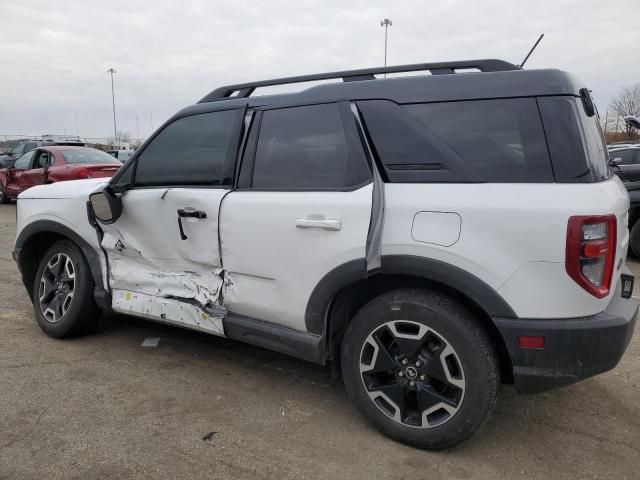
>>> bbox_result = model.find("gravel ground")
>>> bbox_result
[0,203,639,479]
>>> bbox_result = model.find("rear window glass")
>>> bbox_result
[61,149,121,164]
[576,103,611,182]
[358,98,553,183]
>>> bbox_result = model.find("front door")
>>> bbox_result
[22,149,51,187]
[98,108,244,335]
[220,102,374,332]
[6,150,35,198]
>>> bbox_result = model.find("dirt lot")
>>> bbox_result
[1,203,639,480]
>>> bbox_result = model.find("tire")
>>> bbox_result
[341,289,498,450]
[630,221,640,258]
[0,183,9,204]
[32,239,101,338]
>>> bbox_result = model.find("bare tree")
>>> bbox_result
[107,130,132,147]
[610,83,640,139]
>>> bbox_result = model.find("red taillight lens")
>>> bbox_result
[75,168,92,179]
[566,215,616,298]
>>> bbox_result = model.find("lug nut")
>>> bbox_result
[415,361,422,367]
[398,371,404,377]
[409,381,416,387]
[419,374,426,381]
[401,359,408,366]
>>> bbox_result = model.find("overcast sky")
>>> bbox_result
[0,0,638,140]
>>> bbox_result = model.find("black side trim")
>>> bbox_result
[15,220,110,310]
[305,259,367,335]
[379,255,516,318]
[224,313,325,364]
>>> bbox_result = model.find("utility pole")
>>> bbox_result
[380,18,392,77]
[136,113,140,142]
[107,68,118,147]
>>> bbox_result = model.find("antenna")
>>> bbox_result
[520,34,544,67]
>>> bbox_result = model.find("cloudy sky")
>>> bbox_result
[0,0,638,140]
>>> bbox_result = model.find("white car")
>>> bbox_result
[12,59,638,449]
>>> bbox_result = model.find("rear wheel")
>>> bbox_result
[32,240,100,338]
[341,289,498,449]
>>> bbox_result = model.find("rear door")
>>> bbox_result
[220,102,373,332]
[98,108,245,334]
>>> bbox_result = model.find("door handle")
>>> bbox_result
[177,208,207,240]
[296,218,342,231]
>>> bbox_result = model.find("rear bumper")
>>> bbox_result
[494,275,638,394]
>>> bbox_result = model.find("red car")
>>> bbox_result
[0,146,121,203]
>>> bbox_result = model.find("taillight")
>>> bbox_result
[76,168,92,179]
[566,215,616,298]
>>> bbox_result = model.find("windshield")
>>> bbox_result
[61,149,121,165]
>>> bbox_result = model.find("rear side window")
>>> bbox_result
[358,98,553,183]
[538,96,611,183]
[134,109,241,187]
[250,103,371,190]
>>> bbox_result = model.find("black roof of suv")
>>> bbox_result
[184,59,582,115]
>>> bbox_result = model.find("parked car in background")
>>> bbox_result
[0,146,121,203]
[610,145,640,182]
[107,149,135,162]
[0,138,87,169]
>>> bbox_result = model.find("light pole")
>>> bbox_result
[107,68,117,147]
[380,18,392,76]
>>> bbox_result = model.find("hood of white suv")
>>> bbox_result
[17,178,108,199]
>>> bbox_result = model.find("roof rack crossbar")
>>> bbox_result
[198,59,520,103]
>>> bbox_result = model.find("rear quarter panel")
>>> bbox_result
[382,177,629,318]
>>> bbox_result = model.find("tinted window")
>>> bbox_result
[14,151,34,169]
[359,98,553,183]
[576,103,611,182]
[611,150,635,165]
[135,110,240,186]
[251,103,370,189]
[61,149,121,164]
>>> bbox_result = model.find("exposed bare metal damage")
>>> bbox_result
[98,191,232,335]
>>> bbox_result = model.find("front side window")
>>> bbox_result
[134,109,240,186]
[13,151,34,169]
[251,103,371,190]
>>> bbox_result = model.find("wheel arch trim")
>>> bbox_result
[14,220,109,308]
[305,255,517,336]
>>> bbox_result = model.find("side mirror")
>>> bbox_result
[89,187,123,224]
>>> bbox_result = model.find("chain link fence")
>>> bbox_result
[0,134,146,151]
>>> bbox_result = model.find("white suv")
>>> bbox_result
[12,60,638,449]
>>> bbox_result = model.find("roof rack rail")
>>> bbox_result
[198,59,520,103]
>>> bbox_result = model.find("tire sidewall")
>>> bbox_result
[341,290,498,449]
[32,240,96,338]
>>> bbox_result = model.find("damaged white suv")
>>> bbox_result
[13,59,638,449]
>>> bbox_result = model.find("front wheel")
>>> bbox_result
[32,239,101,338]
[341,289,498,449]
